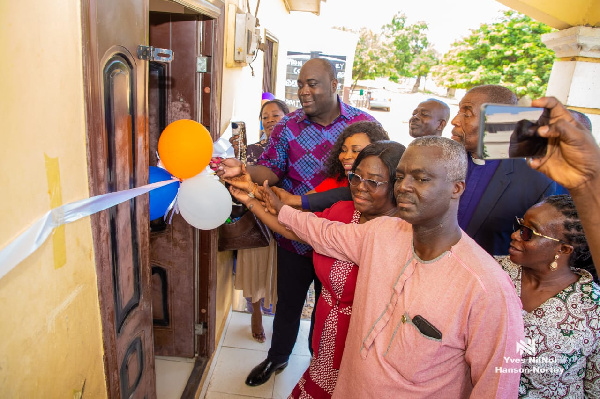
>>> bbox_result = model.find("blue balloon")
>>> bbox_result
[149,166,180,220]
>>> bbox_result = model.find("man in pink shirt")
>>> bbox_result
[267,136,524,398]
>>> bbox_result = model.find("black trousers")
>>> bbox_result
[268,246,322,364]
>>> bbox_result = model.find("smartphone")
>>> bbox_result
[478,104,550,159]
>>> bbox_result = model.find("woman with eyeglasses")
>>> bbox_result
[496,194,599,398]
[228,141,405,399]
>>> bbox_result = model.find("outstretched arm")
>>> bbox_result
[528,97,600,275]
[270,186,303,209]
[305,187,352,212]
[228,185,302,242]
[210,157,280,186]
[274,203,366,265]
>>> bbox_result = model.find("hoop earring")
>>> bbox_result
[549,254,559,271]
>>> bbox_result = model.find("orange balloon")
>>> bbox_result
[158,119,213,179]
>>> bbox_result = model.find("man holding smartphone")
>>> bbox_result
[450,85,557,255]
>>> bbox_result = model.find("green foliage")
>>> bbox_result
[380,13,431,81]
[431,10,555,98]
[352,13,437,90]
[351,28,387,89]
[410,48,439,78]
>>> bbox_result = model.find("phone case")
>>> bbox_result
[411,315,442,340]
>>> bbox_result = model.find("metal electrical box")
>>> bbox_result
[234,12,259,64]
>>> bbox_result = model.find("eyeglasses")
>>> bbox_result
[347,172,389,192]
[514,217,564,243]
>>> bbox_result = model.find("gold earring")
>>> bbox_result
[549,254,559,271]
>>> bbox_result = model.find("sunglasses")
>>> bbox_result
[347,172,389,192]
[514,217,564,243]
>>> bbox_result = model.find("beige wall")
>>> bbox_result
[215,250,235,346]
[0,1,107,397]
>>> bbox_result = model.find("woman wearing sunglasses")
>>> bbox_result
[228,141,405,398]
[496,194,599,398]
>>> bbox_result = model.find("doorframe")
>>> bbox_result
[185,1,225,395]
[197,1,225,359]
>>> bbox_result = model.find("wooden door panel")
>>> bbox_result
[104,55,142,333]
[150,215,196,357]
[83,0,155,397]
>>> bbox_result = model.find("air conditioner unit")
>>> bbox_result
[234,12,260,64]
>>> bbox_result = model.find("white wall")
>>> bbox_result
[220,0,360,144]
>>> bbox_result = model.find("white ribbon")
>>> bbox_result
[0,138,236,281]
[0,179,178,280]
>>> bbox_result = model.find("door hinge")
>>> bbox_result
[197,56,209,73]
[195,322,208,335]
[137,45,174,63]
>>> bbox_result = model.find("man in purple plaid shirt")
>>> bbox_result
[213,58,378,387]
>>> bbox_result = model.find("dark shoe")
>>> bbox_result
[245,358,288,386]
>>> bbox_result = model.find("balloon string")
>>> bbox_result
[164,189,180,225]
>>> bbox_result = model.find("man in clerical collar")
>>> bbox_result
[450,85,557,255]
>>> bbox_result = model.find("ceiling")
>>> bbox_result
[497,0,600,29]
[281,0,326,15]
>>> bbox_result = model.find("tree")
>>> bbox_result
[432,11,555,98]
[350,13,437,92]
[351,28,387,92]
[380,13,430,83]
[409,48,439,93]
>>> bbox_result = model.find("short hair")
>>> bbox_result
[541,195,596,282]
[351,141,406,203]
[408,136,468,181]
[467,85,517,105]
[425,98,451,122]
[259,99,289,118]
[569,110,592,131]
[305,57,337,81]
[323,121,390,181]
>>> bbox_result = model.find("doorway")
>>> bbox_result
[82,0,225,396]
[147,1,225,396]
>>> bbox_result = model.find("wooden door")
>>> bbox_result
[82,0,155,397]
[149,13,200,359]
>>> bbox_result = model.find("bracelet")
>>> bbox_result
[247,183,258,198]
[248,203,254,210]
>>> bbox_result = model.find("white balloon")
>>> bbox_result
[178,173,232,230]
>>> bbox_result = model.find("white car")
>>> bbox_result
[367,90,391,112]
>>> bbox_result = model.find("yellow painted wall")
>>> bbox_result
[0,1,107,397]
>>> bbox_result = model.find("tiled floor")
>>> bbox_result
[204,311,311,399]
[155,356,195,399]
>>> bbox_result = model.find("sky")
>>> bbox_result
[316,0,511,54]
